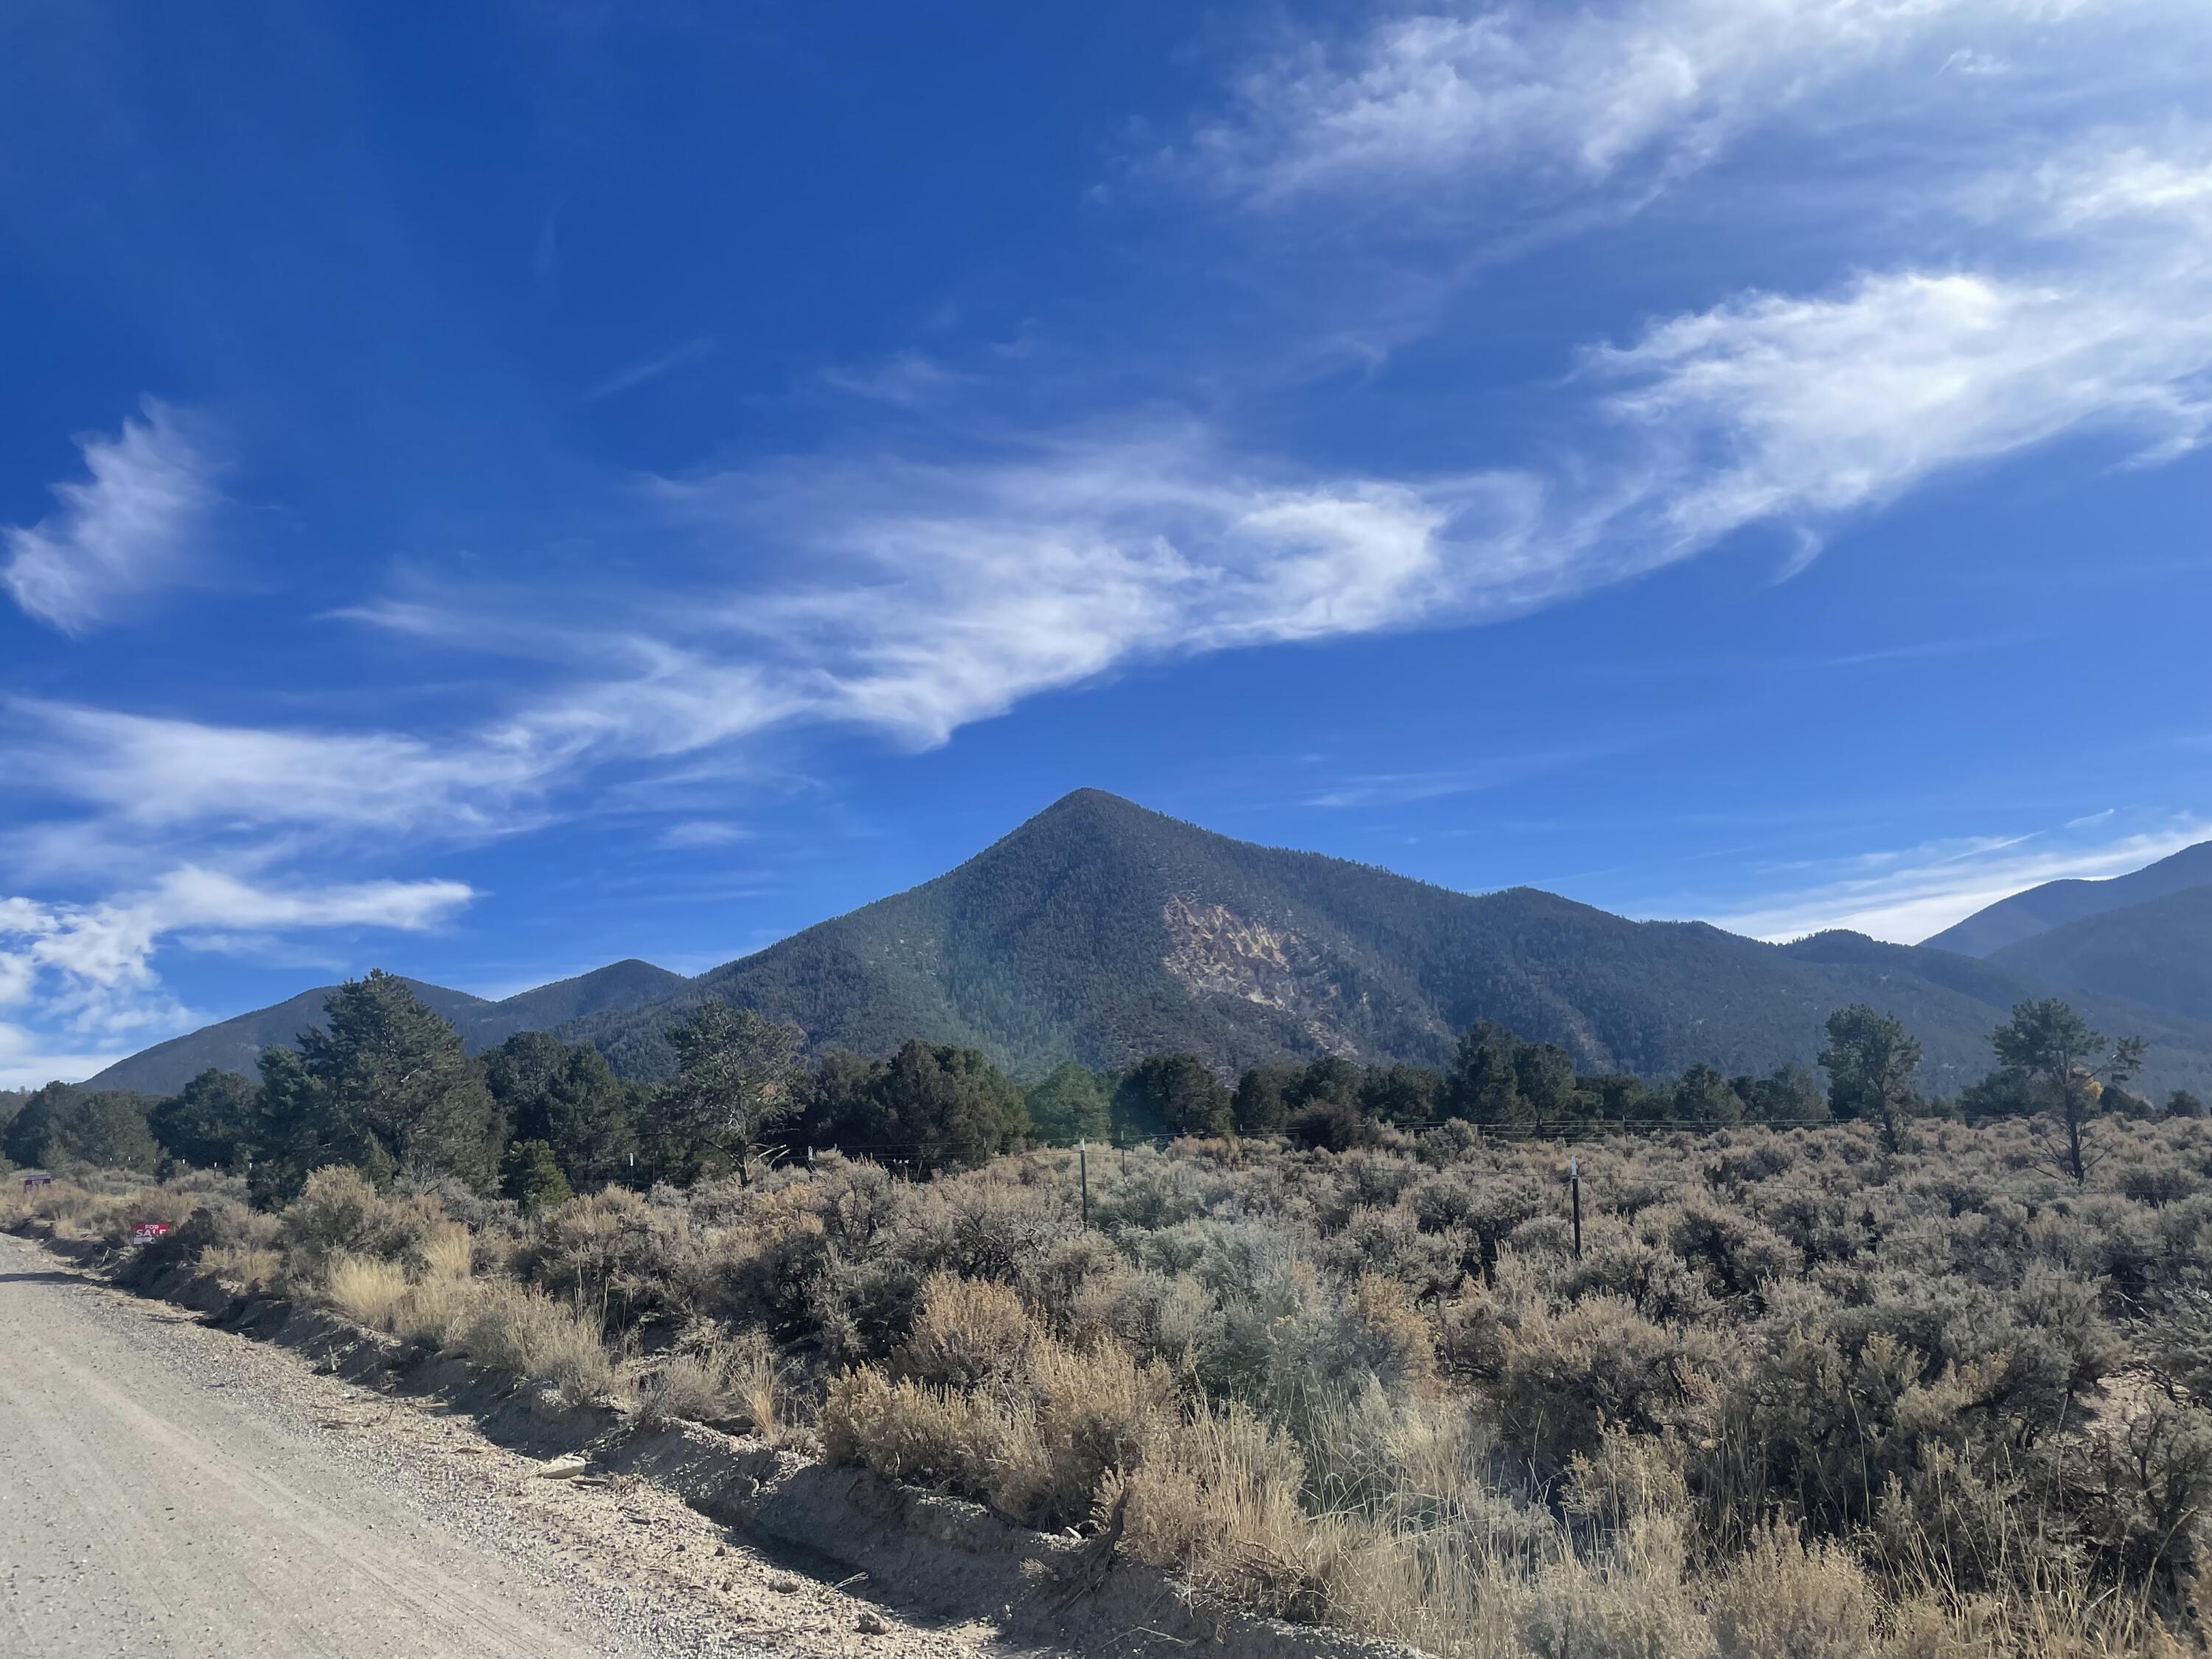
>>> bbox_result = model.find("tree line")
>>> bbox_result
[2,971,2196,1202]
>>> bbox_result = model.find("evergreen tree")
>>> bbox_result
[1286,1095,1378,1152]
[1957,1065,2039,1122]
[1672,1062,1745,1126]
[1113,1054,1233,1140]
[483,1031,639,1189]
[253,972,501,1201]
[501,1138,574,1211]
[796,1049,891,1152]
[1742,1062,1827,1124]
[1,1084,159,1172]
[1288,1055,1362,1108]
[148,1068,262,1171]
[1514,1041,1579,1120]
[250,1043,389,1205]
[1989,998,2143,1183]
[1444,1020,1528,1128]
[875,1040,1025,1174]
[1026,1060,1110,1145]
[1231,1062,1300,1135]
[647,999,805,1185]
[1357,1062,1443,1126]
[1819,1004,1924,1152]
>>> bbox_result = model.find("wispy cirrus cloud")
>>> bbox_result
[1164,0,2179,217]
[655,819,750,849]
[584,335,719,402]
[2,400,222,634]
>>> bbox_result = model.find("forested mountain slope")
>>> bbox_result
[1984,886,2212,1025]
[93,793,2212,1098]
[457,960,687,1049]
[86,978,491,1095]
[86,961,681,1096]
[1923,839,2212,956]
[561,790,2212,1094]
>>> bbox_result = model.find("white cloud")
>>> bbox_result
[820,351,970,408]
[3,400,220,634]
[0,869,474,1054]
[655,424,1557,748]
[1697,817,2212,942]
[21,133,2212,871]
[1171,0,2132,212]
[0,1024,137,1092]
[1592,266,2212,553]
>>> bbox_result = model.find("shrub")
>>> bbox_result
[1708,1522,1880,1659]
[277,1166,440,1285]
[891,1271,1037,1389]
[1491,1295,1720,1479]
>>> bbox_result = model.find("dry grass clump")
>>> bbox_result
[456,1279,620,1406]
[640,1326,790,1438]
[1119,1403,1344,1625]
[324,1253,411,1327]
[1708,1522,1881,1659]
[308,1217,618,1406]
[278,1166,445,1285]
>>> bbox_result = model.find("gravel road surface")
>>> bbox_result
[0,1233,1009,1659]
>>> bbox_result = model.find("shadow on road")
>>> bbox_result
[0,1270,79,1285]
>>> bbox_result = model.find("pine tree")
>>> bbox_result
[501,1138,574,1211]
[649,999,804,1186]
[1819,1005,1923,1152]
[484,1032,638,1189]
[1026,1060,1110,1145]
[149,1068,262,1171]
[252,971,501,1200]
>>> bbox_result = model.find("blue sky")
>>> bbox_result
[4,1,2212,1085]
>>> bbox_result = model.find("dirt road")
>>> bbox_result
[0,1234,1004,1659]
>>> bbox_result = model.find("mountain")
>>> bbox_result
[1983,886,2212,1025]
[94,793,2212,1100]
[85,977,493,1096]
[1921,839,2212,956]
[558,790,2212,1096]
[458,960,688,1049]
[85,960,683,1096]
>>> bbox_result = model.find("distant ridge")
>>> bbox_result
[83,960,684,1096]
[1986,887,2212,1025]
[1922,839,2212,956]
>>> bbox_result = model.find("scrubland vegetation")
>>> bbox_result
[13,1103,2212,1658]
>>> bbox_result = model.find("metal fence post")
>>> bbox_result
[1570,1154,1582,1261]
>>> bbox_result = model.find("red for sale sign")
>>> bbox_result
[131,1222,171,1244]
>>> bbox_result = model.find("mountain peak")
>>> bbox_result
[1923,838,2212,956]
